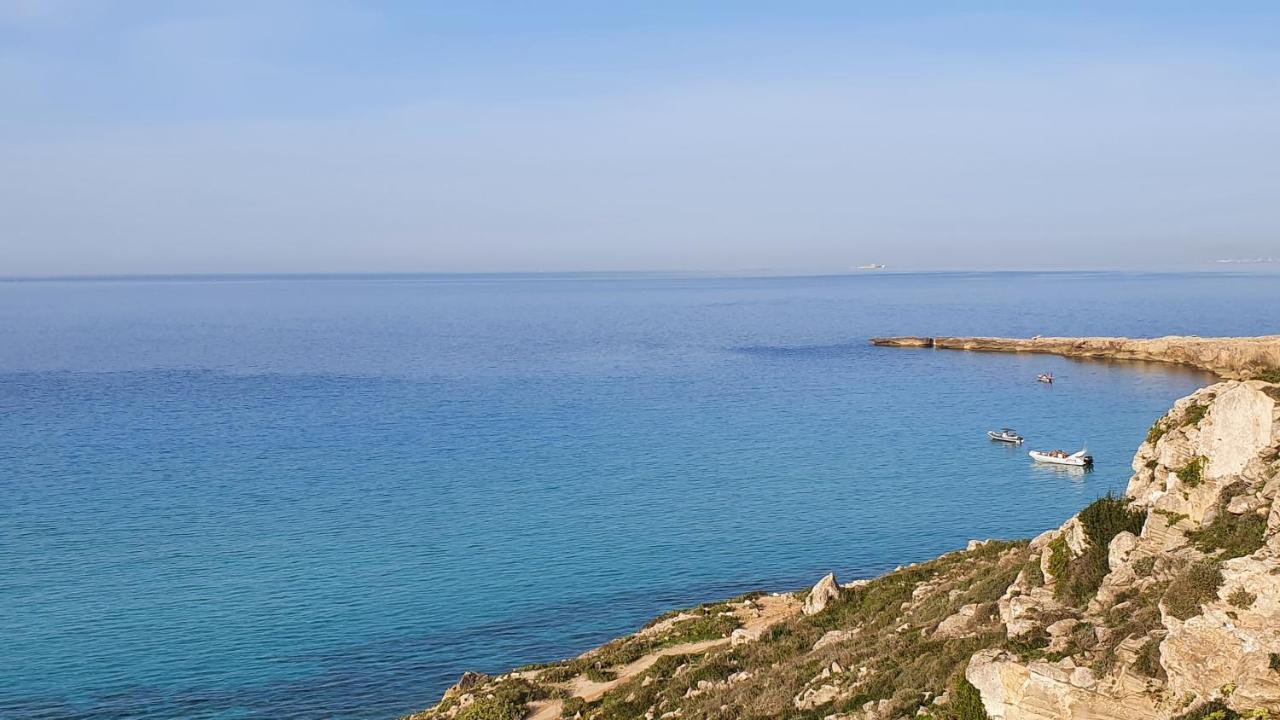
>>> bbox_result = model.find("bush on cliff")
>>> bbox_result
[1163,561,1224,620]
[1189,509,1267,559]
[1054,493,1145,607]
[928,676,991,720]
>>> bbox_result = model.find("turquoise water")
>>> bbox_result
[2,271,1275,719]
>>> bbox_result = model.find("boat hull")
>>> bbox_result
[1029,451,1093,466]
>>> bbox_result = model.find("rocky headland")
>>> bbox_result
[870,335,1280,380]
[405,340,1280,720]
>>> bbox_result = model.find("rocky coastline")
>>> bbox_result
[870,335,1280,380]
[406,339,1280,720]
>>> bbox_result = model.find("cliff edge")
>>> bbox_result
[870,335,1280,380]
[404,381,1280,720]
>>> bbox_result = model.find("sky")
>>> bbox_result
[2,1,1279,276]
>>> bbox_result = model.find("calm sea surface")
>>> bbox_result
[3,271,1277,719]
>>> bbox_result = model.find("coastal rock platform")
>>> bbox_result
[871,334,1280,379]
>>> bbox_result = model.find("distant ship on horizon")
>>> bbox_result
[855,263,887,270]
[1214,257,1278,264]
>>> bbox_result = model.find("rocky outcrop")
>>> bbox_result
[803,572,841,616]
[868,336,933,347]
[872,335,1280,379]
[970,378,1280,720]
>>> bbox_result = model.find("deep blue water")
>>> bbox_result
[2,271,1276,719]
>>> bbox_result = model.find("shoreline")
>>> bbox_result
[405,337,1280,720]
[870,334,1280,380]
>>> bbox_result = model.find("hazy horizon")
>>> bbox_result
[4,2,1278,276]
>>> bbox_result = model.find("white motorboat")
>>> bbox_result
[1030,448,1093,466]
[1037,373,1054,384]
[987,428,1024,443]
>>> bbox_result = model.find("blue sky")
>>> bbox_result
[3,1,1278,275]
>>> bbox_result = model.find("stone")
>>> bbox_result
[812,629,857,650]
[1161,553,1280,712]
[730,628,755,646]
[935,602,983,639]
[966,649,1159,720]
[444,671,488,698]
[1227,494,1253,515]
[803,573,841,616]
[1107,531,1138,571]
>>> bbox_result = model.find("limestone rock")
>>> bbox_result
[934,603,983,639]
[803,573,841,616]
[966,649,1160,720]
[1161,553,1280,712]
[813,629,857,651]
[1107,531,1138,572]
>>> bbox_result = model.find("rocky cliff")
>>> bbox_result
[405,380,1280,720]
[871,335,1280,380]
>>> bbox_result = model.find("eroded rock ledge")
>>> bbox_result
[870,335,1280,379]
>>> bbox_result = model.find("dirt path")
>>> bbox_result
[560,593,801,704]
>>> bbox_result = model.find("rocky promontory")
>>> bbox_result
[405,349,1280,720]
[871,335,1280,380]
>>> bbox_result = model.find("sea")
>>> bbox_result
[2,271,1277,719]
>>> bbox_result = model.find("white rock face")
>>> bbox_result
[969,380,1280,720]
[802,573,841,616]
[966,650,1159,720]
[1162,554,1280,711]
[1107,531,1138,572]
[1197,383,1275,481]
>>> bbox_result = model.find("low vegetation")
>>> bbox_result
[1177,456,1207,488]
[1182,403,1209,427]
[551,541,1028,720]
[1163,562,1225,621]
[1053,493,1145,607]
[1188,486,1268,560]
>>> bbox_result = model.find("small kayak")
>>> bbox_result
[1030,448,1093,466]
[987,428,1024,443]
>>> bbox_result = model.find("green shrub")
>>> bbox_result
[455,697,523,720]
[1164,562,1224,620]
[1134,556,1156,577]
[1189,501,1267,560]
[1270,652,1280,672]
[1177,457,1207,488]
[1133,635,1164,678]
[1182,404,1209,427]
[936,676,991,720]
[584,666,615,682]
[1228,587,1257,609]
[1078,492,1146,548]
[1047,535,1069,581]
[1053,494,1145,606]
[1022,558,1045,588]
[1147,420,1168,445]
[1252,368,1280,383]
[1172,699,1241,720]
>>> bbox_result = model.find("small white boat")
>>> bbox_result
[1030,448,1093,466]
[987,428,1024,443]
[1037,373,1054,384]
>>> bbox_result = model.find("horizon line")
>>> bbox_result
[3,266,1277,283]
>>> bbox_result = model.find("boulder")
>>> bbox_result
[934,602,983,639]
[803,573,841,616]
[1107,532,1138,572]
